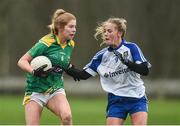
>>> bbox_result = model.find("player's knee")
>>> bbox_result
[61,113,72,124]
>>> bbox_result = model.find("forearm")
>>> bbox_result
[18,59,33,74]
[17,53,33,74]
[112,50,149,75]
[126,62,149,76]
[65,68,92,80]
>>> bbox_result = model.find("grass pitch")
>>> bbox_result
[0,95,180,125]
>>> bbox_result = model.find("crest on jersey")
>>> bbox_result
[114,51,128,63]
[115,56,119,63]
[123,51,128,58]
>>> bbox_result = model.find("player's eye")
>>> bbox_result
[69,25,73,28]
[67,24,76,29]
[107,29,112,33]
[104,29,112,33]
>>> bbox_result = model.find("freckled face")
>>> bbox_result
[103,22,121,46]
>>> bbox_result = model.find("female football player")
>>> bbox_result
[64,17,151,125]
[17,9,76,125]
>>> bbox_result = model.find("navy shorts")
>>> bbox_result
[106,93,148,120]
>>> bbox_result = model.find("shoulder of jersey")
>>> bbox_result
[94,47,108,59]
[39,34,56,47]
[122,41,139,48]
[123,41,136,46]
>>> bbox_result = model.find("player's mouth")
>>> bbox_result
[69,34,75,38]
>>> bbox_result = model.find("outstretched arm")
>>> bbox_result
[65,66,92,81]
[52,65,92,81]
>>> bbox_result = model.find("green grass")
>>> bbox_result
[0,95,180,125]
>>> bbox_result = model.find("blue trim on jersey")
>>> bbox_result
[106,93,148,119]
[123,41,147,62]
[108,39,125,51]
[88,48,107,72]
[107,39,146,62]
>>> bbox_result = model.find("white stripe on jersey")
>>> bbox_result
[124,41,146,62]
[39,40,49,47]
[135,43,146,62]
[125,42,151,68]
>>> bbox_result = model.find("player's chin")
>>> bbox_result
[105,41,113,46]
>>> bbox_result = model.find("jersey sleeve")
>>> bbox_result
[130,43,151,68]
[84,51,104,76]
[27,34,55,58]
[40,34,56,47]
[27,42,48,58]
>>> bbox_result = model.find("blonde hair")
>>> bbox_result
[94,18,127,44]
[48,9,76,34]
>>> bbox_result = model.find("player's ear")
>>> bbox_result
[117,31,122,38]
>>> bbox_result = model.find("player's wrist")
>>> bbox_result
[68,64,73,69]
[29,68,34,75]
[32,69,39,76]
[31,70,34,75]
[122,59,129,65]
[52,65,64,74]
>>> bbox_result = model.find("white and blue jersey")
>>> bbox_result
[84,39,151,98]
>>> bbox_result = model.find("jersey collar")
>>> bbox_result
[55,34,71,49]
[108,39,125,51]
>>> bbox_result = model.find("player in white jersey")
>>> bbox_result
[56,17,151,125]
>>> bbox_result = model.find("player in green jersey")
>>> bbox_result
[17,9,76,125]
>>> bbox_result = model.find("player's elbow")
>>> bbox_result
[17,59,22,68]
[17,58,26,69]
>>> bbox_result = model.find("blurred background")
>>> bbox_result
[0,0,180,125]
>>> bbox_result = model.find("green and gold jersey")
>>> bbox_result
[26,33,75,94]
